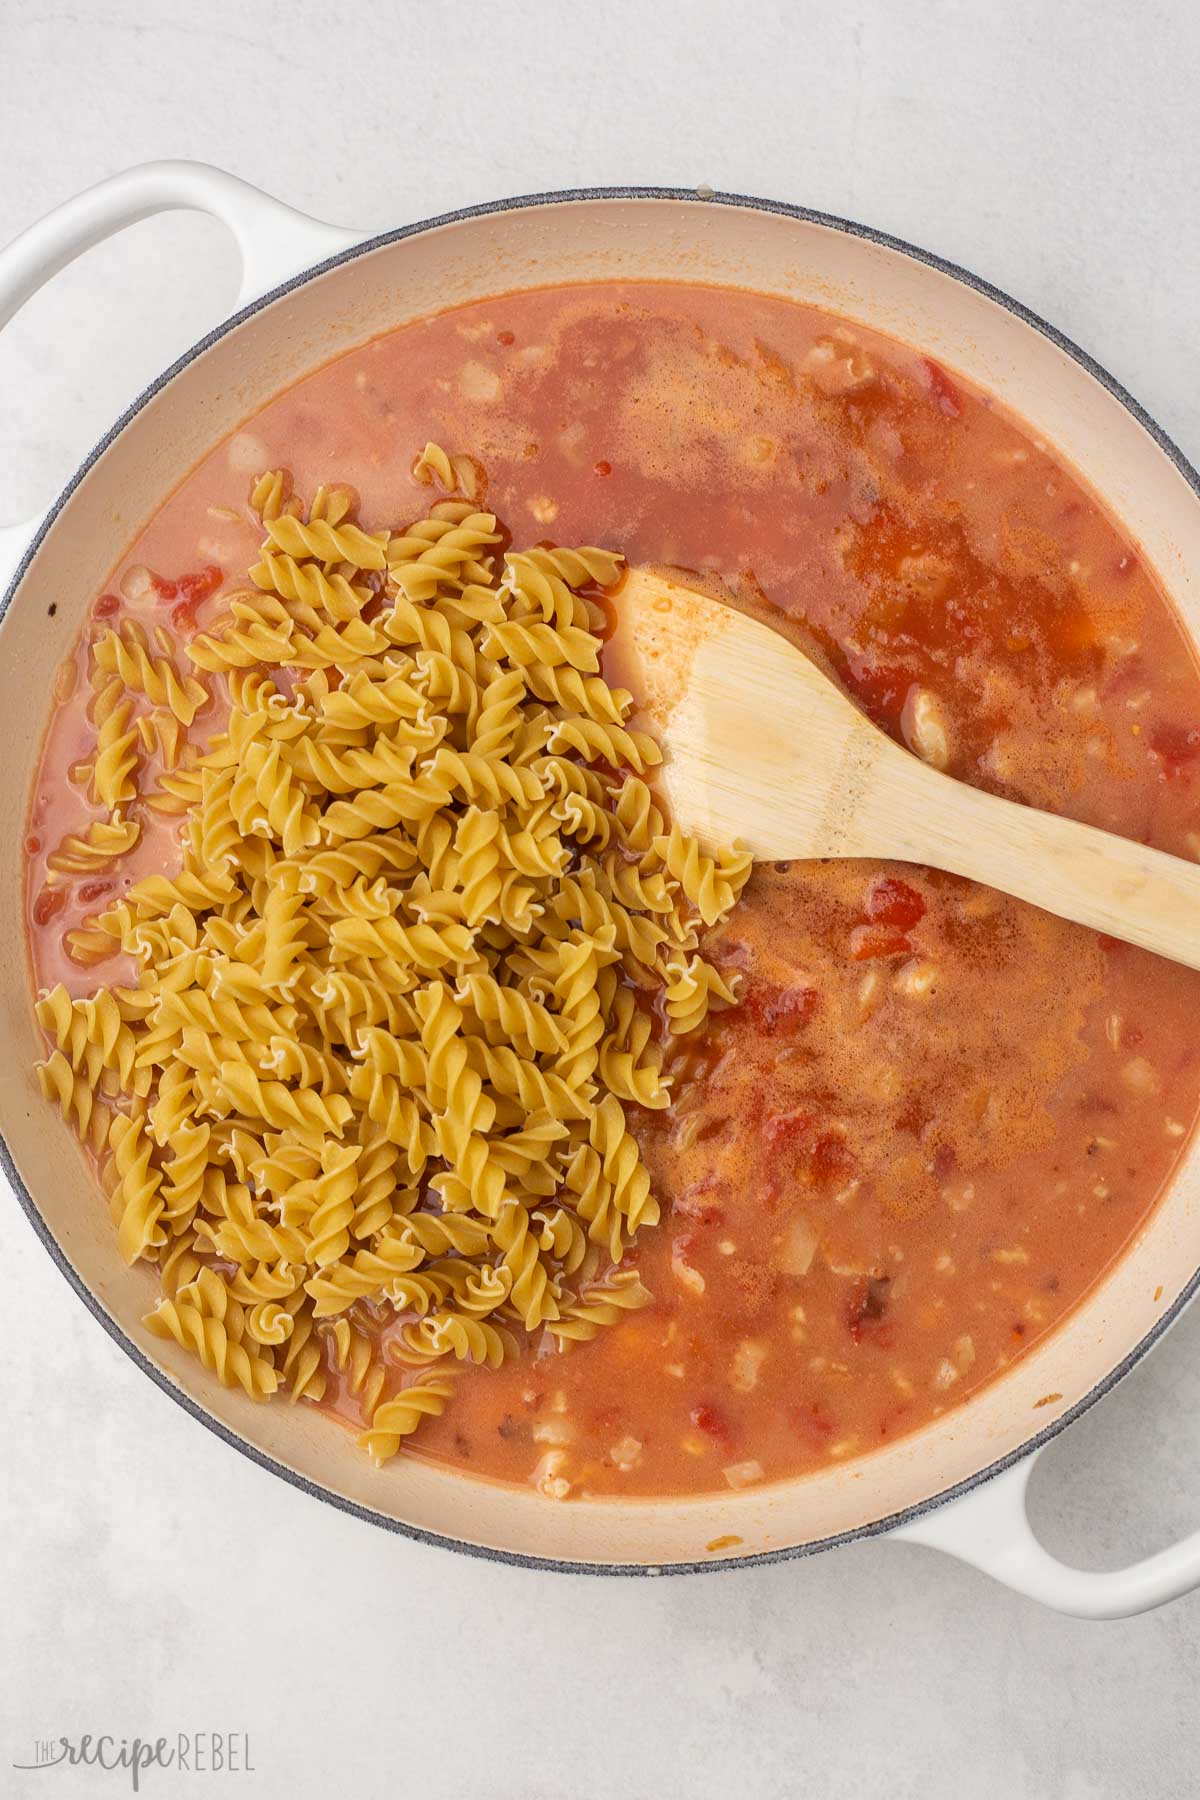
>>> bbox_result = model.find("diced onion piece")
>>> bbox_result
[672,1239,706,1295]
[459,361,501,402]
[857,967,884,1020]
[557,421,587,463]
[804,337,876,394]
[531,1450,572,1500]
[739,435,776,467]
[226,430,271,473]
[729,1339,768,1394]
[120,564,156,603]
[894,958,938,999]
[610,1435,643,1472]
[778,1213,819,1277]
[1121,1056,1160,1098]
[532,1417,576,1446]
[824,1242,884,1280]
[723,1459,765,1490]
[902,686,951,770]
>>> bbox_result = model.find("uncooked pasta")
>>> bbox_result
[31,449,749,1463]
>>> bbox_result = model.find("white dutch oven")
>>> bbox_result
[3,162,1199,1617]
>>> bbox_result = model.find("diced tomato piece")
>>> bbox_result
[864,875,926,930]
[690,1403,730,1442]
[922,358,962,417]
[743,982,819,1032]
[593,460,612,477]
[93,594,120,618]
[674,1182,725,1227]
[690,1116,730,1147]
[894,1095,931,1136]
[497,330,515,346]
[148,572,178,600]
[759,1176,783,1212]
[1101,654,1148,703]
[932,1142,957,1178]
[24,834,41,855]
[762,1108,817,1150]
[811,1132,854,1183]
[844,663,912,729]
[177,563,222,604]
[1149,722,1200,778]
[77,878,114,904]
[32,888,65,926]
[847,1276,891,1343]
[789,1402,835,1445]
[849,923,911,960]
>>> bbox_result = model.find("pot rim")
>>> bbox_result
[4,182,1199,1575]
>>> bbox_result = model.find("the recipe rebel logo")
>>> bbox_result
[12,1732,255,1790]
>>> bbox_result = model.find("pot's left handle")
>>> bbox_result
[0,159,363,591]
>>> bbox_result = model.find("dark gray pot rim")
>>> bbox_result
[4,183,1198,1576]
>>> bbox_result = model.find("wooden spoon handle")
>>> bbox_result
[863,751,1200,969]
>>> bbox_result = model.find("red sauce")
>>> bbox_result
[24,282,1200,1499]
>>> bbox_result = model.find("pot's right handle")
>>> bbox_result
[893,1450,1200,1617]
[0,159,363,591]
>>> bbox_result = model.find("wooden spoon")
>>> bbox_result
[613,567,1200,970]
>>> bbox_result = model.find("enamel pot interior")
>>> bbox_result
[3,192,1200,1570]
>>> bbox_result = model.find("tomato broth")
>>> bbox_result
[26,283,1200,1498]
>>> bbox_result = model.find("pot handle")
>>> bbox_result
[892,1449,1200,1617]
[0,159,363,591]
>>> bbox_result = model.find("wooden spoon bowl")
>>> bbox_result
[614,568,1200,970]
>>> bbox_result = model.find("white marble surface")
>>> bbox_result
[3,2,1200,1794]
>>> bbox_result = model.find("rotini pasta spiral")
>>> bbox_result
[652,823,754,927]
[144,1268,279,1400]
[394,1308,514,1369]
[47,812,140,874]
[31,454,749,1468]
[89,675,140,809]
[264,512,389,571]
[358,1375,457,1465]
[411,441,481,500]
[107,1112,166,1265]
[93,620,209,725]
[548,1269,652,1342]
